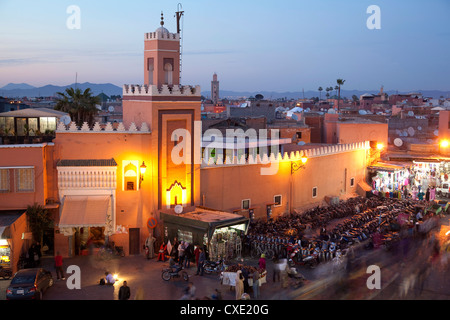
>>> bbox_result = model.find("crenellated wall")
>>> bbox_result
[56,121,151,134]
[123,84,201,97]
[201,141,370,167]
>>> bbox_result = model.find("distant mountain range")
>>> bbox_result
[0,82,123,98]
[1,82,449,100]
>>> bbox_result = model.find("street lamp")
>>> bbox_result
[139,161,147,187]
[291,156,308,174]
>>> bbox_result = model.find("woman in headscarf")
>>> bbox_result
[235,270,244,300]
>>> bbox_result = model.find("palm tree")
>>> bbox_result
[55,87,100,127]
[336,79,346,111]
[318,87,323,100]
[26,203,53,246]
[334,86,339,97]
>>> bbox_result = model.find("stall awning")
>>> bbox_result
[59,195,111,228]
[160,207,250,241]
[368,161,409,172]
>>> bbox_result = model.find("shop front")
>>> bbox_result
[0,211,28,274]
[412,160,447,197]
[160,207,249,261]
[55,195,115,257]
[368,161,411,196]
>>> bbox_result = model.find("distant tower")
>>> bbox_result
[211,73,219,105]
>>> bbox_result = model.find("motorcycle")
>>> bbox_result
[288,246,318,269]
[203,259,226,274]
[161,266,189,281]
[0,266,12,280]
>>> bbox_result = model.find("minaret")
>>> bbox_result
[144,12,181,87]
[211,73,219,105]
[122,12,201,211]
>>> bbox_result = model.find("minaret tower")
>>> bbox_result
[211,73,219,105]
[144,12,181,87]
[122,11,201,211]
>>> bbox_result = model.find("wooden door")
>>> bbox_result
[129,228,140,255]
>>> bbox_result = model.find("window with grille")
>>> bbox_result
[15,168,34,192]
[0,169,10,193]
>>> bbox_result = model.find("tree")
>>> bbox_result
[336,79,346,111]
[318,87,323,100]
[26,203,53,246]
[334,85,339,96]
[55,87,101,127]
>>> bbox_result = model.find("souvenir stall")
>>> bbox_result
[160,207,249,261]
[412,160,448,197]
[221,264,267,288]
[368,162,411,195]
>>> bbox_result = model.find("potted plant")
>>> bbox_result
[33,129,42,143]
[23,124,32,144]
[3,127,13,144]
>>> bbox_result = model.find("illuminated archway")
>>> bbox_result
[166,180,186,209]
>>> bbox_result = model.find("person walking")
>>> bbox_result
[194,245,200,268]
[118,281,131,300]
[258,254,266,270]
[235,270,244,300]
[272,256,281,283]
[252,269,260,299]
[184,242,193,269]
[54,251,65,281]
[178,241,185,267]
[179,282,196,300]
[196,248,206,276]
[145,235,156,259]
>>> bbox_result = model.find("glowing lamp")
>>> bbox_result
[440,140,449,148]
[376,143,384,150]
[301,156,308,164]
[139,161,147,187]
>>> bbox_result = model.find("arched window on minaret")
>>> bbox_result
[147,58,154,85]
[164,62,173,85]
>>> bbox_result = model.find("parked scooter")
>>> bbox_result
[0,266,12,280]
[203,259,226,274]
[161,266,189,281]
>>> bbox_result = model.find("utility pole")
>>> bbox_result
[175,4,184,84]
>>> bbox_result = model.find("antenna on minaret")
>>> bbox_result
[175,3,184,84]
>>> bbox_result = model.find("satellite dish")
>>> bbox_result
[434,130,439,136]
[108,106,115,112]
[60,115,71,125]
[291,114,298,121]
[359,110,367,115]
[394,138,403,147]
[417,126,422,131]
[407,127,415,136]
[174,205,183,214]
[408,111,414,117]
[298,141,306,146]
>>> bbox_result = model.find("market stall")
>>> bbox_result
[160,206,249,261]
[221,265,267,287]
[368,161,411,197]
